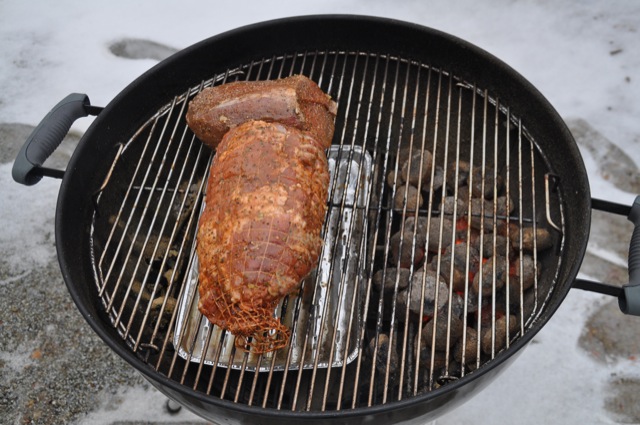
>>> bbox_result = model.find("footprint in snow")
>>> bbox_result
[108,38,178,61]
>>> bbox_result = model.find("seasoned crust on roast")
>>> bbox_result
[186,75,337,149]
[196,120,330,347]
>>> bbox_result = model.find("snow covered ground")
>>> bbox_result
[1,1,639,424]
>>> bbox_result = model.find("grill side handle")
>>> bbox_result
[12,93,102,186]
[623,196,640,315]
[573,196,640,316]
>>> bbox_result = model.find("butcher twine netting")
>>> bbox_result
[204,283,290,354]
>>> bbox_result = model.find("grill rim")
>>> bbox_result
[137,328,531,424]
[53,14,589,425]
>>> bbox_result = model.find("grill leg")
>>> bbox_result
[165,398,183,415]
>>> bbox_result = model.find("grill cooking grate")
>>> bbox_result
[90,50,563,411]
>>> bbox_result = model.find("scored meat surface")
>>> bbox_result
[189,75,336,353]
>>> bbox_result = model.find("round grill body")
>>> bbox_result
[53,15,589,425]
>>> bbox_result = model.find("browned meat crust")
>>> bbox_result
[191,75,335,352]
[195,117,333,352]
[186,75,337,150]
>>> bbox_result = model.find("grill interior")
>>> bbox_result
[90,50,564,412]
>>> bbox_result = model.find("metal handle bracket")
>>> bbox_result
[578,196,640,316]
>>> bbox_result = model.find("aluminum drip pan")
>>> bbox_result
[173,145,372,372]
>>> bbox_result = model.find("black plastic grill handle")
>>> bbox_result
[12,93,95,186]
[621,196,640,315]
[575,196,640,316]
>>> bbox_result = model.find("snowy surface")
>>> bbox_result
[1,1,639,424]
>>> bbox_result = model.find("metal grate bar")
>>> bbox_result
[89,49,564,414]
[349,52,382,410]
